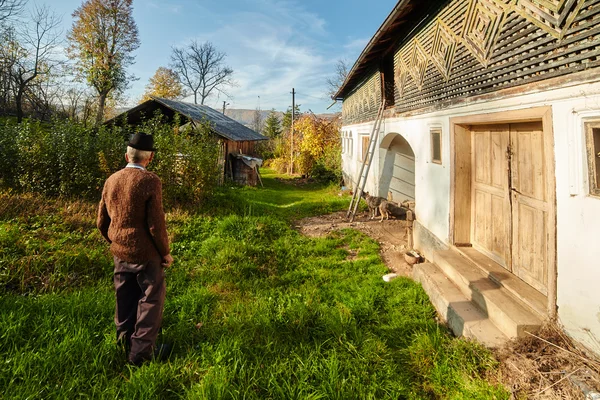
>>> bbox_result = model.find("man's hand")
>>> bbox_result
[161,254,174,268]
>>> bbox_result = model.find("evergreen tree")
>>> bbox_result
[262,109,282,138]
[282,104,301,132]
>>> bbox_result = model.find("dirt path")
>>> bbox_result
[295,211,413,277]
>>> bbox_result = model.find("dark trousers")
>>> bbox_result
[113,255,166,362]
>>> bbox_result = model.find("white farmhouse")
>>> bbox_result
[336,0,600,354]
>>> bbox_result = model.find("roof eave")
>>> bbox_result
[333,0,413,100]
[334,0,450,100]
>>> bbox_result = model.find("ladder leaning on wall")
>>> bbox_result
[346,101,386,222]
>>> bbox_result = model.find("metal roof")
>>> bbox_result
[105,97,268,142]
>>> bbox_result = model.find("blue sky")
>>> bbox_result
[50,0,397,113]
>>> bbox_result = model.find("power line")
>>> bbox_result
[295,92,327,101]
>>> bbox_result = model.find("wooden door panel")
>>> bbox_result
[510,121,548,295]
[513,125,546,202]
[491,130,506,189]
[474,130,491,184]
[471,125,511,268]
[512,201,548,294]
[491,194,509,261]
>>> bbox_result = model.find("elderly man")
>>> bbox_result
[97,132,173,366]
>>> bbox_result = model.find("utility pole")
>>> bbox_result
[222,101,227,114]
[290,88,295,175]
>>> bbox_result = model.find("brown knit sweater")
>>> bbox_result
[97,167,170,263]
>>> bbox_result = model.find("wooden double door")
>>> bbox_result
[471,122,551,295]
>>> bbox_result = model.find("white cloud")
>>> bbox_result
[143,0,181,14]
[128,0,355,113]
[344,37,369,52]
[177,1,340,112]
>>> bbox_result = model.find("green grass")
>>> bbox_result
[199,169,352,222]
[0,169,508,399]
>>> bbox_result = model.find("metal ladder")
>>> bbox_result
[346,101,386,222]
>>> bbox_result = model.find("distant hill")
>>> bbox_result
[224,109,284,128]
[112,104,340,131]
[224,109,341,131]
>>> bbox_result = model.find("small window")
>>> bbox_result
[431,128,442,164]
[586,122,600,196]
[348,132,353,157]
[362,135,370,164]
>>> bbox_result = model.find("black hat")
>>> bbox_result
[128,132,156,152]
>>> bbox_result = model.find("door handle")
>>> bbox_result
[511,187,524,196]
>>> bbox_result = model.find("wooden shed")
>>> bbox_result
[105,97,268,185]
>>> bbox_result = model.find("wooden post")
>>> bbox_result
[290,88,295,175]
[256,166,264,188]
[406,209,414,250]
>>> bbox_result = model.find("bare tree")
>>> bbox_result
[252,107,264,134]
[8,4,62,122]
[0,26,18,113]
[326,58,350,99]
[57,85,87,120]
[0,0,26,25]
[170,41,235,105]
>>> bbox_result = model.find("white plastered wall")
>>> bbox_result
[341,80,600,356]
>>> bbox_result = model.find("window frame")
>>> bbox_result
[360,135,371,165]
[585,121,600,197]
[430,127,442,165]
[348,131,353,157]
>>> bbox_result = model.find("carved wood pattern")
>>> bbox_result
[342,0,600,124]
[342,73,381,123]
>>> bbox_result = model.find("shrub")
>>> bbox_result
[0,116,221,205]
[140,115,221,205]
[0,121,20,188]
[1,119,126,198]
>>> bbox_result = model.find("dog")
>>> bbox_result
[360,191,387,220]
[378,199,391,222]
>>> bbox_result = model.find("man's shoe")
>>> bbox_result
[154,343,172,361]
[128,344,172,367]
[128,352,152,367]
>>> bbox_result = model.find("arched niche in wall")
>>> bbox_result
[379,133,415,203]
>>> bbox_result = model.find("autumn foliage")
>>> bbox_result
[141,67,184,103]
[269,114,342,182]
[67,0,140,126]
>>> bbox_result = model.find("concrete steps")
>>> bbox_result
[413,248,544,347]
[413,263,508,347]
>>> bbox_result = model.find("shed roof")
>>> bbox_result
[333,0,448,100]
[105,97,268,142]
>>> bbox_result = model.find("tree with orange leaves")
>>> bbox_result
[67,0,140,126]
[291,114,341,180]
[141,67,184,103]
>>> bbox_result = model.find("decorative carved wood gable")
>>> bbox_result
[392,0,600,115]
[515,0,584,39]
[342,0,600,124]
[342,73,382,124]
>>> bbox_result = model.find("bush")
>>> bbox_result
[0,119,125,198]
[142,116,221,205]
[311,144,342,184]
[0,116,221,205]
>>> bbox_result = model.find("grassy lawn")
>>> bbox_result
[0,169,508,399]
